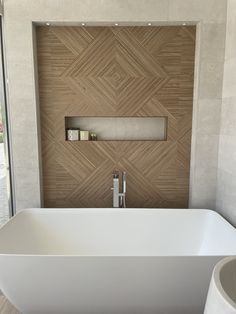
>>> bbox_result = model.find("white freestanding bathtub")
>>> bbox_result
[0,209,236,314]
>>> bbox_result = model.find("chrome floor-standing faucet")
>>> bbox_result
[112,171,126,208]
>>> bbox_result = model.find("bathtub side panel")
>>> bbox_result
[0,256,223,314]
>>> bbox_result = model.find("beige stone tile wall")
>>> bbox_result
[216,0,236,224]
[2,0,227,211]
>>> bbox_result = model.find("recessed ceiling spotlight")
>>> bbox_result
[46,22,50,26]
[81,23,86,26]
[115,23,119,26]
[148,23,152,26]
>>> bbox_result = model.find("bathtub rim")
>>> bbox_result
[0,208,235,258]
[0,207,226,223]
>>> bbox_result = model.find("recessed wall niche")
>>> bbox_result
[65,116,167,141]
[36,25,196,208]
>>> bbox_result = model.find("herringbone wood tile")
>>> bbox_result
[36,26,196,208]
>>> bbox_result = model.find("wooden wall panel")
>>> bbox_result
[36,26,196,208]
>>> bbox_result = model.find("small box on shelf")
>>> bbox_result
[80,131,90,141]
[66,127,98,142]
[66,128,80,141]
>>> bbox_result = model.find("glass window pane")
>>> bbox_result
[0,17,12,226]
[0,115,9,225]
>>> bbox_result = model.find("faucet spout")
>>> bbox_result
[112,171,120,208]
[112,171,127,208]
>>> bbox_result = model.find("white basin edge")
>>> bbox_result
[213,257,236,311]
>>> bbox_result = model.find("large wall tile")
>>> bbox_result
[11,104,39,136]
[11,162,41,210]
[227,0,236,21]
[198,60,224,99]
[14,167,40,187]
[14,167,41,211]
[190,166,217,209]
[12,133,40,169]
[194,134,219,169]
[197,99,221,135]
[168,0,227,22]
[220,97,236,136]
[218,135,236,175]
[200,23,226,61]
[224,18,236,60]
[16,200,41,211]
[216,0,236,226]
[222,58,236,98]
[216,169,236,225]
[9,0,169,21]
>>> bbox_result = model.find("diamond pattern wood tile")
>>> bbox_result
[36,26,196,208]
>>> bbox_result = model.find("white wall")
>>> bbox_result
[216,0,236,224]
[2,0,227,211]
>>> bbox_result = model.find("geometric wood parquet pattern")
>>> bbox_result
[36,26,196,208]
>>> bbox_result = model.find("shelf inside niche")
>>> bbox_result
[65,116,167,141]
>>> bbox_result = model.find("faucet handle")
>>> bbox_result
[112,170,119,179]
[122,171,127,193]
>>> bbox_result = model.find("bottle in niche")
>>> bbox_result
[66,128,80,141]
[90,132,97,141]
